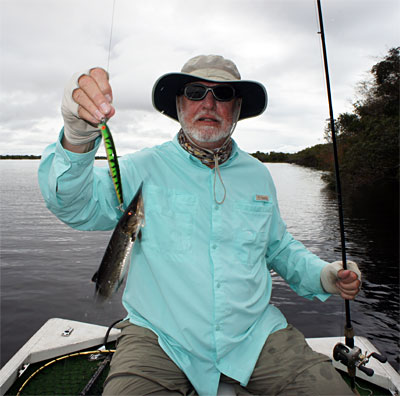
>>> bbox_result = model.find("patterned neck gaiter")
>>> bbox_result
[177,129,233,167]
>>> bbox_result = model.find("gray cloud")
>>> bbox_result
[1,0,398,155]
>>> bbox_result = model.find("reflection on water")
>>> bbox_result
[267,163,399,372]
[1,160,398,372]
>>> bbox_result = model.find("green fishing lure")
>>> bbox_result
[98,121,124,209]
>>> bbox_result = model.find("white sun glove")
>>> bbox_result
[320,260,361,294]
[61,69,101,146]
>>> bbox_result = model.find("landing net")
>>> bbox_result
[8,349,115,396]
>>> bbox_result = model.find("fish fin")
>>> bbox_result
[94,289,106,304]
[91,271,98,283]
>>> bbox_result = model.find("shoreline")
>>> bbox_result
[0,156,107,160]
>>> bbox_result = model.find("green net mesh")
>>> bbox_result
[7,349,114,396]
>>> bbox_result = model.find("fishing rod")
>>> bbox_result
[315,0,352,344]
[315,0,387,390]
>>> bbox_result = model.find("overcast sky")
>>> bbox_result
[0,0,398,156]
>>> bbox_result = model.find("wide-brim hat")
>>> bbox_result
[152,55,268,121]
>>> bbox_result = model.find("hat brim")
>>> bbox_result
[152,73,267,121]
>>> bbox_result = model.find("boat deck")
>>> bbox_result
[1,318,399,395]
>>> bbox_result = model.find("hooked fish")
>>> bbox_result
[92,182,145,300]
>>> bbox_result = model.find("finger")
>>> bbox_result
[338,270,357,284]
[337,282,359,294]
[337,286,359,298]
[77,102,116,125]
[78,105,103,126]
[337,278,361,291]
[77,106,116,127]
[78,74,114,118]
[73,88,105,124]
[89,68,113,103]
[339,283,360,299]
[340,290,357,300]
[337,281,361,300]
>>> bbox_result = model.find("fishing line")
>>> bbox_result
[106,0,117,73]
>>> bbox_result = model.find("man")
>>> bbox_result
[38,55,361,395]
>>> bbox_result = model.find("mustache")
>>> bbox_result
[194,111,223,123]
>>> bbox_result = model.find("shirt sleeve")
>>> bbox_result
[264,178,330,302]
[37,128,121,231]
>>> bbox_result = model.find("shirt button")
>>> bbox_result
[212,244,217,250]
[214,205,220,210]
[216,282,221,288]
[216,325,220,331]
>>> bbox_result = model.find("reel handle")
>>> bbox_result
[370,352,387,364]
[358,364,374,377]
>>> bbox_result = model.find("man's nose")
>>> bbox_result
[201,90,217,108]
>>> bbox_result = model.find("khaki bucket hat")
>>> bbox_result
[152,55,268,121]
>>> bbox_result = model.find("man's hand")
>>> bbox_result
[61,68,115,152]
[321,261,361,300]
[336,269,361,300]
[72,68,115,125]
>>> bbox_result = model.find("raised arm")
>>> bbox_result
[38,68,121,231]
[61,68,115,153]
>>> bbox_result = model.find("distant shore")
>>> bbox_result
[0,155,107,160]
[1,155,41,159]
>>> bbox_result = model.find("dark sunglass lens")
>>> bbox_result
[184,85,207,100]
[213,85,235,101]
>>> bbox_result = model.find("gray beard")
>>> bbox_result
[176,97,241,145]
[177,110,232,143]
[181,122,232,143]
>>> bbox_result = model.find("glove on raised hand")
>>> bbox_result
[320,260,361,294]
[61,69,102,146]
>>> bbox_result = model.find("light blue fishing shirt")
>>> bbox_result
[38,130,330,396]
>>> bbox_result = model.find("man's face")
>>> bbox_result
[177,81,239,149]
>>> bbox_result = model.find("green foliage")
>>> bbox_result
[324,47,399,190]
[286,144,333,170]
[254,47,399,193]
[251,151,289,163]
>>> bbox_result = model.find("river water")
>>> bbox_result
[0,160,398,372]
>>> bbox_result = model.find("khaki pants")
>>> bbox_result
[103,322,353,396]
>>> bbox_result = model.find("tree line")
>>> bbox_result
[252,47,399,193]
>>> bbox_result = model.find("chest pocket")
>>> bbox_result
[142,185,197,254]
[233,200,273,267]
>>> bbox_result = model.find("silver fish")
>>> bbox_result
[92,182,145,300]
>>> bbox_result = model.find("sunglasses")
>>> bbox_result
[181,83,236,102]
